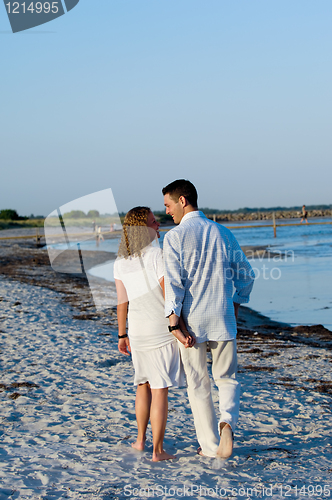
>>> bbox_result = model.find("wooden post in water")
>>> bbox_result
[36,228,41,244]
[273,212,277,238]
[213,214,216,222]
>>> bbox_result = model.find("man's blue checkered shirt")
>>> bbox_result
[163,211,255,342]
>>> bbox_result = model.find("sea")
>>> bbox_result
[51,218,332,330]
[219,218,332,330]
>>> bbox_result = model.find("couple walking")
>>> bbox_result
[114,179,255,461]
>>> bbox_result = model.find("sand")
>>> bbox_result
[0,237,332,499]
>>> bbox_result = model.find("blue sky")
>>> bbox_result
[1,0,331,216]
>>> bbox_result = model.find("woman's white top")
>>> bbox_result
[113,246,174,351]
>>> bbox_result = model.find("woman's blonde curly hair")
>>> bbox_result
[117,206,152,258]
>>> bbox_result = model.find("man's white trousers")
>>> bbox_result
[178,339,240,458]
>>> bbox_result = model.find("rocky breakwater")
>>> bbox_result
[207,209,332,222]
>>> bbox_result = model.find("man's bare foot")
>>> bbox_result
[216,423,233,459]
[131,439,145,451]
[152,450,176,462]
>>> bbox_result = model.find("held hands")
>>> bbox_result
[169,314,196,348]
[172,328,196,348]
[183,331,196,348]
[118,336,131,356]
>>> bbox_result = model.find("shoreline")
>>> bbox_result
[0,237,331,346]
[1,212,331,236]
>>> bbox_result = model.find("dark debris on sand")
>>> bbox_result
[0,241,117,330]
[237,306,332,350]
[0,239,331,350]
[0,381,40,400]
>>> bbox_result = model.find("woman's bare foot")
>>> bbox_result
[152,450,176,462]
[216,423,233,458]
[131,439,145,451]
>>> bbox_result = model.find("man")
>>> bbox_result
[300,205,308,223]
[162,179,255,458]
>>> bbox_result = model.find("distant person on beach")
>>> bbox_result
[97,226,104,241]
[301,205,308,223]
[114,207,195,462]
[95,226,104,248]
[162,179,255,458]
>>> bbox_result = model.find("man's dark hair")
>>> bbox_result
[162,179,198,208]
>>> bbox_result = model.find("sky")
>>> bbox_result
[1,0,332,216]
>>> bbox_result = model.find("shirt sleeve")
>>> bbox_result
[229,234,255,304]
[163,232,185,317]
[153,248,164,281]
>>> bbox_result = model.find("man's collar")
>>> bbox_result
[179,210,206,224]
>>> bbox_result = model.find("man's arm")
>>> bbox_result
[163,235,195,348]
[230,237,255,305]
[160,277,195,347]
[163,234,185,318]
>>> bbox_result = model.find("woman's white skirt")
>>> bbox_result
[131,340,185,389]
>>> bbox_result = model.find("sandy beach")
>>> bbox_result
[0,235,332,499]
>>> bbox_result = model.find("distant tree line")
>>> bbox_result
[0,209,27,221]
[28,214,44,219]
[0,210,45,221]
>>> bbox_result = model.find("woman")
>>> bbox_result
[114,207,193,462]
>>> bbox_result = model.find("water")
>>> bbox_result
[224,218,332,329]
[224,218,332,259]
[54,219,332,329]
[47,232,121,254]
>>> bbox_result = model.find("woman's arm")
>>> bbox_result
[159,277,166,298]
[115,279,131,355]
